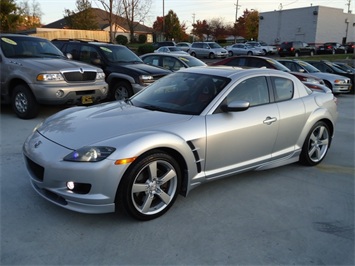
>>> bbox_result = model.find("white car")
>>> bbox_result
[154,46,188,54]
[245,41,277,55]
[225,43,264,56]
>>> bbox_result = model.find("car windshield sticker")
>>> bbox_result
[1,38,17,45]
[100,47,112,53]
[178,57,188,62]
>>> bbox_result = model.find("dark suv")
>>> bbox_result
[52,39,171,100]
[278,41,316,57]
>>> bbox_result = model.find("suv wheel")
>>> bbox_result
[12,84,39,119]
[109,81,133,101]
[294,51,300,57]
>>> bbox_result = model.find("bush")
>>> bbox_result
[138,34,147,44]
[116,35,128,45]
[137,44,154,55]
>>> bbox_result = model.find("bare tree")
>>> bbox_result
[96,0,117,42]
[18,0,42,29]
[119,0,152,42]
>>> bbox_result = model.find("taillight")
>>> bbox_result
[291,47,294,51]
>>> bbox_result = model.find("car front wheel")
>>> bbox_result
[117,151,181,220]
[109,81,132,101]
[12,84,39,119]
[299,121,330,166]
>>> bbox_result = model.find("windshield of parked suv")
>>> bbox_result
[98,44,143,63]
[1,36,64,58]
[130,72,230,115]
[297,61,321,73]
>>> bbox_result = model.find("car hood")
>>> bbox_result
[309,72,351,81]
[16,58,100,71]
[38,101,192,149]
[119,62,171,75]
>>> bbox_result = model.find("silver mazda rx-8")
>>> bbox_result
[23,66,338,220]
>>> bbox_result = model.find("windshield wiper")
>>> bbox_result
[141,105,168,112]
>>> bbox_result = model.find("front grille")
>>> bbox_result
[26,156,44,181]
[63,71,96,82]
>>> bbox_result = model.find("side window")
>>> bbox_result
[79,45,97,64]
[225,76,270,106]
[225,57,245,67]
[142,55,160,67]
[65,43,81,60]
[248,58,270,68]
[271,77,294,102]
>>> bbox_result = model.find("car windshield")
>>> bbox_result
[130,72,230,115]
[1,36,64,58]
[326,62,347,73]
[98,44,143,63]
[178,56,207,67]
[297,61,321,73]
[209,43,222,49]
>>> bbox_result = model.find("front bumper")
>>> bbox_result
[30,81,108,105]
[23,131,125,214]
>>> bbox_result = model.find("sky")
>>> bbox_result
[39,0,353,30]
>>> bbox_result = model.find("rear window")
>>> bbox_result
[280,42,292,49]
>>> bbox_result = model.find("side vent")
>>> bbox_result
[187,141,202,173]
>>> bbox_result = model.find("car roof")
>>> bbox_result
[142,53,194,58]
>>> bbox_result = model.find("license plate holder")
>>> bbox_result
[82,95,93,104]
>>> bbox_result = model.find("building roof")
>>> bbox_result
[43,8,153,33]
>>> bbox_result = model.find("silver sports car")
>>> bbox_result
[23,67,338,220]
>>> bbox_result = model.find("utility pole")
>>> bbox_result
[163,0,165,40]
[346,0,352,13]
[192,13,196,42]
[235,0,241,23]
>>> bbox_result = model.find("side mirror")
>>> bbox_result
[91,58,102,65]
[221,100,250,112]
[66,53,73,59]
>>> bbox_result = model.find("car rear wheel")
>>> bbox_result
[209,53,215,59]
[190,52,196,57]
[11,84,39,119]
[109,81,132,101]
[228,51,233,57]
[299,121,330,166]
[247,51,252,55]
[117,150,181,220]
[295,51,300,57]
[310,50,314,56]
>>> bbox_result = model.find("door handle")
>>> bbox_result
[263,116,277,125]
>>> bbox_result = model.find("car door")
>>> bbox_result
[270,75,306,158]
[204,75,279,178]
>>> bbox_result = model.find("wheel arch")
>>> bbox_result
[5,78,35,102]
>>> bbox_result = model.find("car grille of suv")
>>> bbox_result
[63,71,97,82]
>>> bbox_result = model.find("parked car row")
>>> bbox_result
[211,55,353,94]
[1,34,353,119]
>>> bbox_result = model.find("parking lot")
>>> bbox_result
[1,93,354,265]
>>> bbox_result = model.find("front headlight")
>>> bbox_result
[64,146,116,162]
[37,73,64,81]
[139,75,154,86]
[96,71,106,80]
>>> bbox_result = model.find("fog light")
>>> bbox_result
[56,90,65,98]
[67,181,75,190]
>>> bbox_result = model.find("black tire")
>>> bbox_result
[109,81,132,101]
[209,53,215,59]
[190,52,196,57]
[228,51,233,57]
[117,150,181,220]
[299,121,330,166]
[295,51,300,57]
[247,51,252,55]
[11,84,39,119]
[310,50,314,56]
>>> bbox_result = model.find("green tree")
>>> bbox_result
[152,10,187,41]
[0,0,21,32]
[64,0,98,30]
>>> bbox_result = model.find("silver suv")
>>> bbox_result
[0,34,108,119]
[189,42,228,59]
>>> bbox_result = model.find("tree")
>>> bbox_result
[208,18,227,41]
[191,20,210,41]
[64,0,98,30]
[119,0,152,42]
[0,0,21,32]
[152,10,187,41]
[96,0,117,42]
[18,0,42,29]
[235,9,259,40]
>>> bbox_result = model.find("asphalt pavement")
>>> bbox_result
[1,94,354,265]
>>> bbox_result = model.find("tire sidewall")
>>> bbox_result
[11,84,39,119]
[117,151,181,220]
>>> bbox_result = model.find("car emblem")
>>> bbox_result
[34,140,42,148]
[79,68,84,74]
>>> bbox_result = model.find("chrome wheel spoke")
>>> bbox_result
[157,189,171,205]
[141,195,154,213]
[132,183,148,193]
